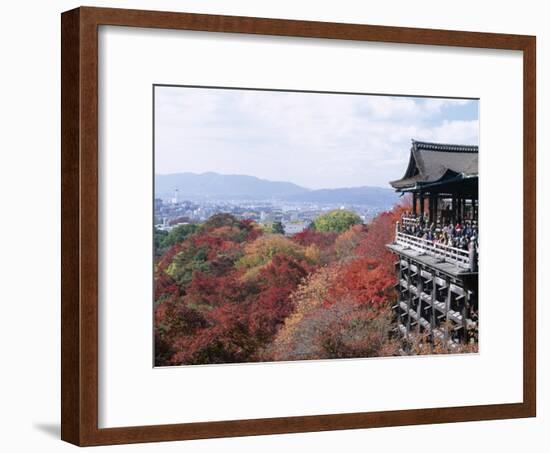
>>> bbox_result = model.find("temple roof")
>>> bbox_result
[390,140,478,192]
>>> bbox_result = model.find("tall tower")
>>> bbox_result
[171,188,179,205]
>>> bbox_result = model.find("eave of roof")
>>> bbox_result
[390,139,479,191]
[393,172,479,193]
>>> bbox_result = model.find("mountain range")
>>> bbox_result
[155,172,399,207]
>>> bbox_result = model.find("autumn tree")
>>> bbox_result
[313,209,362,233]
[154,203,411,366]
[355,203,408,270]
[333,224,368,260]
[160,224,198,249]
[237,234,315,278]
[154,214,317,366]
[268,263,399,362]
[292,228,338,248]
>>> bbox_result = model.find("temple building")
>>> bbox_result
[387,140,479,346]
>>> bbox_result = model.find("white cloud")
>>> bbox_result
[421,120,479,144]
[154,87,478,189]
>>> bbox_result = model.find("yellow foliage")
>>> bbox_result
[334,224,367,259]
[271,266,339,354]
[236,234,307,269]
[304,244,321,264]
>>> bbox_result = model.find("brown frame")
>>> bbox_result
[61,6,536,446]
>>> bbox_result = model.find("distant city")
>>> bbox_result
[154,172,399,235]
[154,194,388,236]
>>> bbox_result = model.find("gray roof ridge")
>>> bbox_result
[412,139,478,153]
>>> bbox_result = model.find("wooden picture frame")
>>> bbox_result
[61,6,536,446]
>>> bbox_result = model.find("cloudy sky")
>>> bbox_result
[154,86,479,190]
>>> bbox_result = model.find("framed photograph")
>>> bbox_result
[61,6,536,446]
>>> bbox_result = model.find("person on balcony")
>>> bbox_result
[400,215,478,252]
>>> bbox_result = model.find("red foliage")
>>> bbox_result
[355,204,408,270]
[157,245,312,364]
[184,271,248,309]
[248,254,311,341]
[327,257,396,311]
[154,272,179,300]
[292,229,337,248]
[154,206,412,365]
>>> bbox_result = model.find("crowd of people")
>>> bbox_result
[399,213,479,252]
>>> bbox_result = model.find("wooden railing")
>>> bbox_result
[401,216,421,229]
[394,223,476,271]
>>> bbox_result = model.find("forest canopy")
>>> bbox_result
[154,206,407,366]
[312,209,362,233]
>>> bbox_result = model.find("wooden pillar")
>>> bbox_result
[412,193,417,216]
[444,277,451,343]
[451,196,456,224]
[402,255,404,334]
[416,264,423,334]
[430,271,436,338]
[406,258,412,339]
[430,195,436,224]
[462,289,470,343]
[469,241,478,272]
[419,193,425,218]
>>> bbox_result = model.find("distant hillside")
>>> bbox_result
[155,172,308,200]
[155,172,398,207]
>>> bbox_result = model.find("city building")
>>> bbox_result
[171,188,179,205]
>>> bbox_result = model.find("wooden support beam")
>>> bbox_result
[397,259,406,333]
[406,258,412,339]
[462,289,469,343]
[444,276,452,342]
[430,270,436,336]
[450,283,465,297]
[416,264,423,334]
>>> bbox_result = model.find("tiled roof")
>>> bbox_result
[412,140,478,154]
[390,139,478,191]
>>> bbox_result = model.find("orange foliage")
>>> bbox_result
[355,203,408,270]
[333,224,368,259]
[327,257,396,310]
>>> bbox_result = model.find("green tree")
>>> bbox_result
[313,209,361,233]
[154,228,168,254]
[271,221,285,235]
[155,223,198,250]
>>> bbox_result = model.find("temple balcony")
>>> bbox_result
[387,140,479,345]
[388,220,478,277]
